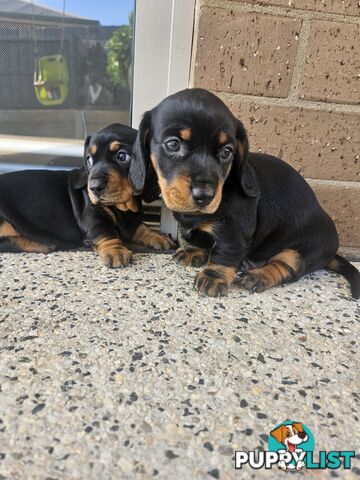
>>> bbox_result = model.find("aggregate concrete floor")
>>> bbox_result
[0,251,359,479]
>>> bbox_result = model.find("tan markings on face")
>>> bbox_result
[219,131,228,145]
[89,145,97,156]
[179,128,191,141]
[0,221,18,237]
[109,141,121,152]
[150,153,224,214]
[150,153,193,212]
[11,237,53,253]
[132,223,175,250]
[88,170,138,212]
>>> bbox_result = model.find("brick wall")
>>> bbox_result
[190,0,360,248]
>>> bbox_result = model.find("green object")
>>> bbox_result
[34,54,69,106]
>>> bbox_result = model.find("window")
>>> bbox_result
[0,0,135,172]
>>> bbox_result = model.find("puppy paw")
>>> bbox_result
[95,238,133,268]
[237,270,269,293]
[146,231,176,251]
[173,247,208,267]
[194,264,235,297]
[101,247,133,268]
[132,224,176,251]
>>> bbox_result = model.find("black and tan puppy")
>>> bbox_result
[129,88,360,298]
[0,123,174,266]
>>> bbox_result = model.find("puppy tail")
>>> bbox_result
[327,254,360,299]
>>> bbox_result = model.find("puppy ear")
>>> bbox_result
[71,135,91,189]
[231,119,259,198]
[292,422,303,433]
[71,167,88,189]
[270,425,286,444]
[129,111,151,196]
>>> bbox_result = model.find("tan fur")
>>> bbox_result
[132,223,175,250]
[88,169,138,212]
[219,131,228,144]
[327,257,339,271]
[173,246,208,267]
[95,237,133,268]
[89,145,97,156]
[11,237,52,253]
[0,222,18,237]
[198,223,216,236]
[109,141,121,152]
[179,128,191,141]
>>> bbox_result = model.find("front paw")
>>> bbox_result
[95,238,133,268]
[102,247,133,268]
[173,247,208,267]
[194,265,235,297]
[133,224,176,251]
[147,231,176,251]
[237,270,268,293]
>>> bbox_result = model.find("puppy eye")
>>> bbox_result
[165,138,181,152]
[116,150,131,162]
[219,146,233,160]
[86,155,93,168]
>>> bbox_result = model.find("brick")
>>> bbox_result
[299,21,360,105]
[232,0,360,16]
[223,99,360,182]
[309,181,360,247]
[192,7,301,97]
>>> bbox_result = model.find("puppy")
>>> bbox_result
[270,423,308,470]
[0,123,174,266]
[129,88,360,297]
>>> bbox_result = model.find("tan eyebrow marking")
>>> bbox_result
[219,131,228,145]
[179,128,191,141]
[109,141,121,152]
[88,145,97,155]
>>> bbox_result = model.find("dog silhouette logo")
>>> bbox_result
[268,421,314,471]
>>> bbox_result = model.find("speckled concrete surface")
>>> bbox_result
[0,252,359,480]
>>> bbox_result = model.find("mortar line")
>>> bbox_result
[200,0,360,25]
[288,18,311,100]
[217,91,360,115]
[306,178,360,188]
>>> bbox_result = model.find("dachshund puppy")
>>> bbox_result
[129,88,360,298]
[0,123,174,266]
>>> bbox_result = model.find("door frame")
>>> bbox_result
[132,0,196,238]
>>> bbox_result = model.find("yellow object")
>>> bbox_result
[34,54,69,106]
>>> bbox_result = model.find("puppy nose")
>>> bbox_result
[298,432,306,439]
[192,184,215,207]
[89,178,106,196]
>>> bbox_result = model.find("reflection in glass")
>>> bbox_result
[0,0,134,171]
